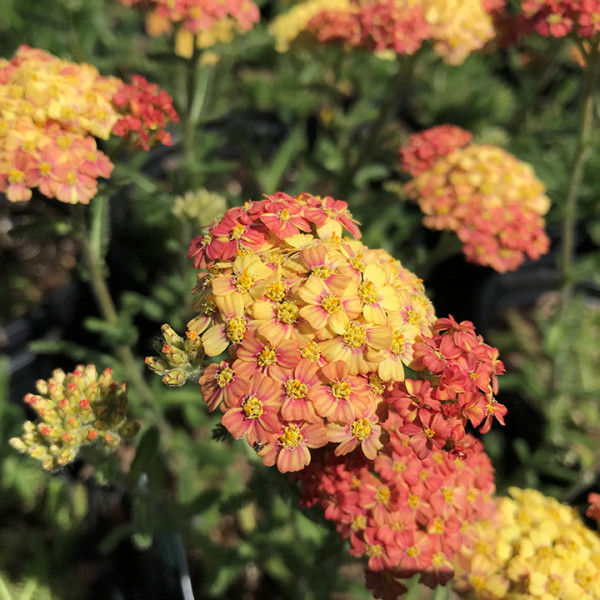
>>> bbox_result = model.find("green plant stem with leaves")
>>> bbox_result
[72,201,154,409]
[181,37,213,185]
[337,54,413,198]
[559,38,599,311]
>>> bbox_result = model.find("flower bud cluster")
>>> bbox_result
[117,0,260,37]
[0,46,177,204]
[145,324,205,386]
[183,192,437,472]
[294,422,496,598]
[401,125,551,273]
[270,0,505,65]
[9,365,140,471]
[453,487,600,599]
[390,316,506,460]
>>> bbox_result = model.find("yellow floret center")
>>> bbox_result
[277,301,299,324]
[390,330,406,355]
[235,269,255,292]
[351,514,367,531]
[39,162,52,176]
[57,136,72,150]
[349,254,365,272]
[243,395,264,419]
[285,378,309,399]
[393,460,406,472]
[342,322,367,348]
[8,169,25,184]
[331,381,352,400]
[352,418,372,441]
[469,574,486,590]
[312,265,334,279]
[280,423,303,448]
[226,315,247,344]
[257,347,277,367]
[408,493,420,508]
[359,281,379,305]
[230,223,246,240]
[424,427,435,439]
[374,485,390,505]
[66,171,77,186]
[300,342,321,363]
[442,488,455,504]
[266,281,286,302]
[406,545,420,558]
[216,366,234,388]
[432,517,444,534]
[365,544,383,558]
[432,553,446,568]
[321,294,341,314]
[278,208,290,222]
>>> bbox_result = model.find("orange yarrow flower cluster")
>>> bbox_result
[0,46,177,204]
[117,0,260,37]
[112,75,179,151]
[294,425,496,598]
[401,125,551,273]
[187,192,436,472]
[270,0,505,65]
[391,315,506,460]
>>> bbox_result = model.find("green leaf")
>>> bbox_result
[353,164,390,188]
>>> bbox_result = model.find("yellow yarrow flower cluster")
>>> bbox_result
[452,487,600,600]
[10,365,140,471]
[0,46,119,140]
[269,0,502,64]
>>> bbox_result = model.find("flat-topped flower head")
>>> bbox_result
[401,125,551,272]
[270,0,505,64]
[452,487,600,599]
[0,46,177,204]
[118,0,260,38]
[10,365,139,471]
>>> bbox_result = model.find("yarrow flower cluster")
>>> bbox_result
[391,315,506,460]
[452,487,600,599]
[270,0,505,65]
[117,0,260,38]
[518,0,600,39]
[112,75,179,151]
[146,193,507,476]
[294,425,496,597]
[9,365,140,471]
[400,125,551,273]
[168,192,439,472]
[0,46,177,204]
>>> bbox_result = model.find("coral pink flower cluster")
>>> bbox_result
[270,0,505,65]
[392,316,506,460]
[401,125,551,273]
[112,75,179,151]
[189,192,437,472]
[294,423,496,598]
[0,46,177,204]
[519,0,600,38]
[117,0,260,37]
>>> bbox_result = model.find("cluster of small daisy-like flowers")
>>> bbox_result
[294,426,496,598]
[400,124,551,273]
[112,75,179,151]
[180,192,437,473]
[518,0,600,39]
[117,0,260,38]
[0,46,177,204]
[270,0,504,64]
[452,487,600,599]
[9,365,140,471]
[391,315,506,460]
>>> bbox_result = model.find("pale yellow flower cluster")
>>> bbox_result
[419,0,499,65]
[453,487,600,600]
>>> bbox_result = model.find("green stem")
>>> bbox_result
[73,205,154,408]
[337,55,412,198]
[559,39,599,311]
